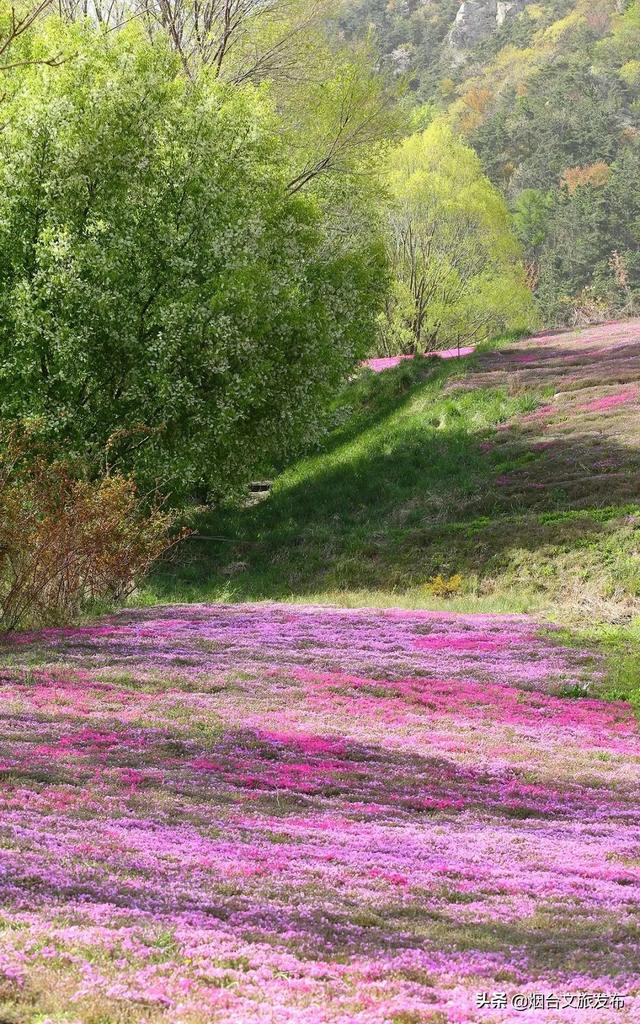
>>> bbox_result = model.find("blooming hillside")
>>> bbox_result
[0,604,638,1022]
[453,319,640,511]
[150,318,640,620]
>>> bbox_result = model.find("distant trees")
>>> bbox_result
[342,0,640,326]
[532,141,640,323]
[336,0,461,99]
[380,121,533,354]
[461,2,640,323]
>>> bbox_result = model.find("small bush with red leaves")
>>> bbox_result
[0,432,177,630]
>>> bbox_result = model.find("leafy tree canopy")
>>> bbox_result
[381,121,534,353]
[0,14,387,502]
[341,0,640,324]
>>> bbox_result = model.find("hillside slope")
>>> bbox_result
[147,319,640,624]
[338,0,640,324]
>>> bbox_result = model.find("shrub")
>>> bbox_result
[0,430,177,630]
[427,573,464,598]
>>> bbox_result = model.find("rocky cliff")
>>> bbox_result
[447,0,532,60]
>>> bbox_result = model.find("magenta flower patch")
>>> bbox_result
[0,603,638,1022]
[578,387,639,414]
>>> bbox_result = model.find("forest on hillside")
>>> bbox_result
[338,0,640,326]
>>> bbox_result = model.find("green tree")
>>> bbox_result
[281,38,400,195]
[512,189,555,255]
[535,140,640,321]
[0,16,387,502]
[382,120,533,353]
[595,0,640,77]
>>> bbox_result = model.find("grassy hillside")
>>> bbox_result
[144,320,640,626]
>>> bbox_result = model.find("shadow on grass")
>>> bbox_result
[317,354,473,459]
[142,324,640,607]
[150,418,640,604]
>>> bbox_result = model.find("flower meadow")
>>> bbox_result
[0,603,638,1023]
[453,319,640,511]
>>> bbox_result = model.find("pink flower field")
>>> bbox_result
[0,604,638,1023]
[364,347,476,372]
[454,319,640,510]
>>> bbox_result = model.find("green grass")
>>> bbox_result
[140,341,640,626]
[552,622,640,709]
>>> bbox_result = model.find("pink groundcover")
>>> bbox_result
[0,603,638,1023]
[364,346,476,372]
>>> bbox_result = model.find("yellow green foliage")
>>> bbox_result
[620,59,640,86]
[595,0,640,70]
[427,574,464,599]
[382,121,534,353]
